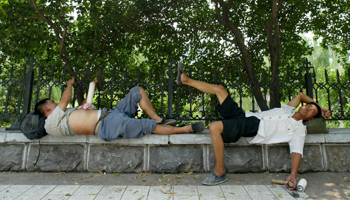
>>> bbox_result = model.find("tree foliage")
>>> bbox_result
[0,0,349,116]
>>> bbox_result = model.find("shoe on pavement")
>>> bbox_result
[202,172,228,186]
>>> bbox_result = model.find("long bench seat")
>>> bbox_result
[0,128,349,173]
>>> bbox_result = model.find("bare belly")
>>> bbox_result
[68,109,99,135]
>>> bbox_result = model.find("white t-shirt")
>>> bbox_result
[44,107,77,136]
[247,104,306,156]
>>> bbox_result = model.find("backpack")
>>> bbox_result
[20,112,47,140]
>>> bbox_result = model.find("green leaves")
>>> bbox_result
[0,0,348,110]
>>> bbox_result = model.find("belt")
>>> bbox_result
[94,121,102,135]
[93,109,110,136]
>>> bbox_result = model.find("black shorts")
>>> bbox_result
[216,95,260,143]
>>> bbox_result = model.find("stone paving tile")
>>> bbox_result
[249,194,279,200]
[42,185,80,200]
[267,185,298,200]
[123,185,150,196]
[244,185,273,194]
[148,185,174,200]
[41,194,71,200]
[94,185,126,200]
[68,185,104,200]
[173,185,198,196]
[121,195,146,200]
[221,185,252,200]
[0,185,10,192]
[0,185,33,200]
[0,184,310,200]
[149,185,174,196]
[15,185,56,200]
[146,196,173,200]
[20,185,56,196]
[173,196,199,200]
[197,185,225,199]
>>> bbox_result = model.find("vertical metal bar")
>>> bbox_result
[110,66,116,108]
[275,69,280,107]
[72,66,78,107]
[214,69,219,118]
[124,68,128,94]
[160,67,165,118]
[304,58,313,98]
[97,68,102,110]
[167,62,174,119]
[238,69,243,108]
[201,67,205,118]
[336,70,344,117]
[313,68,319,103]
[263,69,267,108]
[137,67,141,83]
[251,69,255,111]
[49,65,55,99]
[22,57,35,118]
[325,69,331,112]
[298,67,303,92]
[189,69,193,119]
[4,66,14,114]
[17,64,27,115]
[35,66,43,104]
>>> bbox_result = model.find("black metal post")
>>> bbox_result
[23,57,36,117]
[22,65,34,118]
[167,61,175,119]
[8,57,35,130]
[304,58,313,99]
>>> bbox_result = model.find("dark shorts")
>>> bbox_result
[216,95,260,143]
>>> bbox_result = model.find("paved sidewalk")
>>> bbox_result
[1,172,350,199]
[0,184,308,200]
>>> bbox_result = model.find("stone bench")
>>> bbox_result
[0,128,349,173]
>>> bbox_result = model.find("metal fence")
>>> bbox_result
[1,58,349,128]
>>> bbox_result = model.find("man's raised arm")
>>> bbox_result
[287,92,331,119]
[58,77,75,111]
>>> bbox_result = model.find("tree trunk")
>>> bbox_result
[215,0,269,111]
[267,0,282,108]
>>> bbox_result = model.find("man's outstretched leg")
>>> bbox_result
[177,64,228,185]
[138,87,205,134]
[177,65,228,105]
[152,120,205,135]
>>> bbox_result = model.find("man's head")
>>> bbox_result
[298,102,322,120]
[34,99,58,117]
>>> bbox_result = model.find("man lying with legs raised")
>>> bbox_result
[35,77,205,141]
[176,64,331,189]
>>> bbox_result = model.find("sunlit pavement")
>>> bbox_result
[0,184,309,200]
[0,172,349,200]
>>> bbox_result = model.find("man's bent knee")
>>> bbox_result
[138,86,144,92]
[216,85,227,93]
[209,121,224,136]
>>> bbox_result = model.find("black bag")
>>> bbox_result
[20,112,47,139]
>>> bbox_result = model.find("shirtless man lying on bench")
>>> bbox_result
[35,77,205,141]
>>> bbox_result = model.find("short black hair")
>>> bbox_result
[34,98,49,116]
[307,102,322,118]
